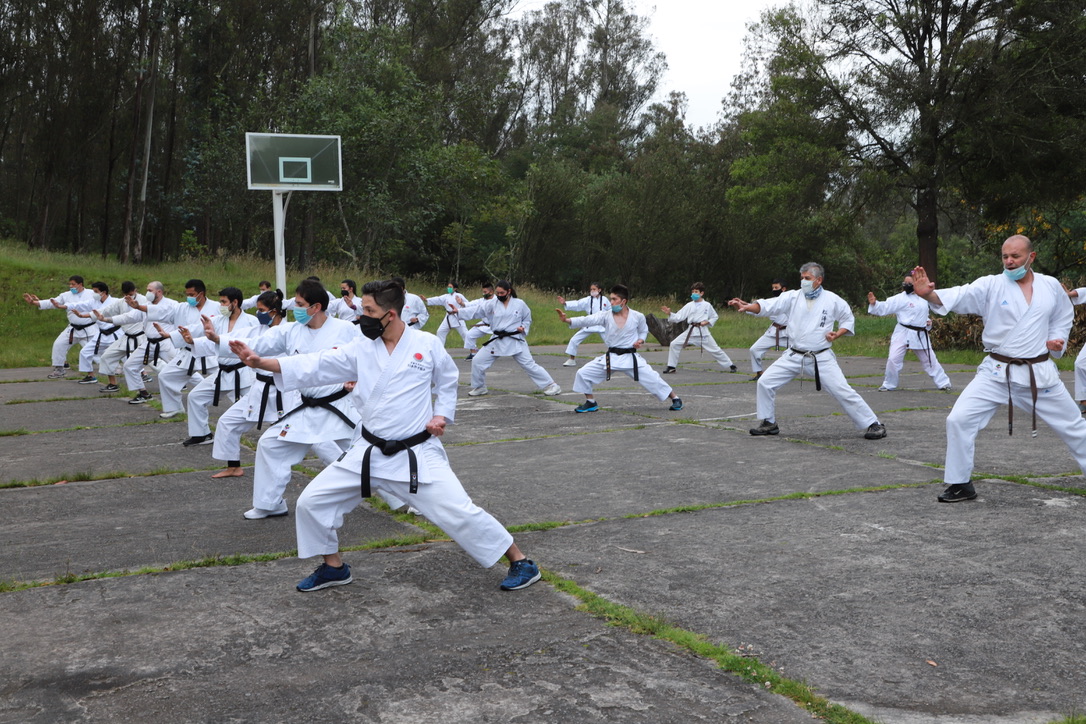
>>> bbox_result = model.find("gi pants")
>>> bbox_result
[944,371,1086,484]
[573,355,672,401]
[295,464,513,566]
[436,318,470,348]
[750,332,789,373]
[667,330,733,368]
[757,349,878,430]
[1073,344,1086,401]
[251,426,350,510]
[565,327,604,357]
[96,336,130,377]
[465,325,490,351]
[186,373,250,437]
[123,339,175,390]
[77,330,119,373]
[881,337,950,390]
[471,346,556,390]
[159,359,216,415]
[50,326,95,367]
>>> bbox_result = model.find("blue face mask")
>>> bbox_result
[611,304,624,314]
[186,296,198,306]
[1004,264,1028,281]
[292,307,312,326]
[69,287,79,295]
[691,293,701,301]
[256,311,272,326]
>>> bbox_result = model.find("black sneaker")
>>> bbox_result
[749,419,779,436]
[129,391,153,404]
[668,397,683,411]
[662,366,677,374]
[864,422,887,439]
[729,364,737,372]
[76,375,97,384]
[182,434,214,447]
[141,372,154,383]
[99,383,120,393]
[751,371,763,381]
[938,482,977,503]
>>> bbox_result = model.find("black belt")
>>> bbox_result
[900,322,933,364]
[94,326,121,354]
[989,352,1050,436]
[144,335,168,365]
[184,347,209,377]
[278,387,356,431]
[606,347,639,381]
[772,322,787,350]
[789,347,831,391]
[68,320,95,344]
[356,424,431,497]
[124,330,144,358]
[482,329,523,346]
[254,373,283,430]
[213,361,247,407]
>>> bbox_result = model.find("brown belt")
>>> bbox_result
[989,352,1050,436]
[772,322,787,350]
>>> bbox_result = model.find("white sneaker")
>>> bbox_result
[542,383,562,395]
[562,359,577,367]
[877,386,893,392]
[243,500,288,519]
[47,367,66,379]
[468,387,489,396]
[159,410,181,419]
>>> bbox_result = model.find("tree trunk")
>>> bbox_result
[916,186,939,286]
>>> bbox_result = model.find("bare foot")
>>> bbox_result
[211,467,245,479]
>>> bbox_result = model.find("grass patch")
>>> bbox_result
[544,572,878,724]
[0,466,213,489]
[0,428,29,436]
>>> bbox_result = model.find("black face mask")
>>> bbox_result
[771,289,783,297]
[496,293,509,302]
[902,283,915,294]
[482,293,493,299]
[357,311,390,340]
[341,289,351,297]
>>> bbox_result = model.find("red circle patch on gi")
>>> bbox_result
[414,353,423,360]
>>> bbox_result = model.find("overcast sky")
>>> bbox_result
[514,0,788,130]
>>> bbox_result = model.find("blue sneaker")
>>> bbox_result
[500,559,541,591]
[296,562,353,592]
[669,397,683,411]
[575,400,599,413]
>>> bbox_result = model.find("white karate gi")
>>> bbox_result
[240,317,360,511]
[563,294,609,356]
[91,294,148,378]
[156,299,220,415]
[749,305,791,374]
[427,292,471,347]
[463,296,493,351]
[463,297,557,391]
[38,288,99,367]
[868,291,951,390]
[401,292,429,330]
[929,273,1086,484]
[184,311,259,437]
[328,295,363,323]
[754,289,879,429]
[65,294,118,374]
[666,300,734,369]
[115,296,180,390]
[1069,288,1086,400]
[571,309,673,401]
[277,328,513,565]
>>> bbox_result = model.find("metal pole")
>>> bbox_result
[273,190,287,294]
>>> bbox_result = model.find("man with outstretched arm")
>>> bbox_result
[866,272,951,392]
[230,279,541,593]
[911,235,1086,502]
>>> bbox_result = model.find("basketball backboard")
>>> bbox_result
[246,133,342,191]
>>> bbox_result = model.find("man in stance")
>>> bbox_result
[730,262,887,440]
[866,272,952,392]
[911,235,1086,502]
[23,275,98,378]
[747,279,790,380]
[557,283,609,366]
[557,284,682,413]
[660,281,736,374]
[230,280,541,592]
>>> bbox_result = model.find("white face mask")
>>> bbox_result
[800,279,815,293]
[590,290,599,298]
[219,304,232,316]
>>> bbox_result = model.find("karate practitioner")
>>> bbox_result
[109,281,179,404]
[177,287,259,446]
[23,275,98,378]
[661,282,736,374]
[329,279,363,323]
[1063,286,1086,414]
[152,279,218,419]
[241,281,273,311]
[464,283,495,360]
[77,281,146,392]
[425,282,471,348]
[229,279,542,592]
[748,279,790,380]
[556,284,683,413]
[462,280,562,397]
[68,282,120,384]
[911,235,1086,503]
[223,279,360,519]
[393,277,429,330]
[866,273,952,392]
[730,262,887,440]
[557,283,609,366]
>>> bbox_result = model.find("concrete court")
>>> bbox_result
[0,344,1084,724]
